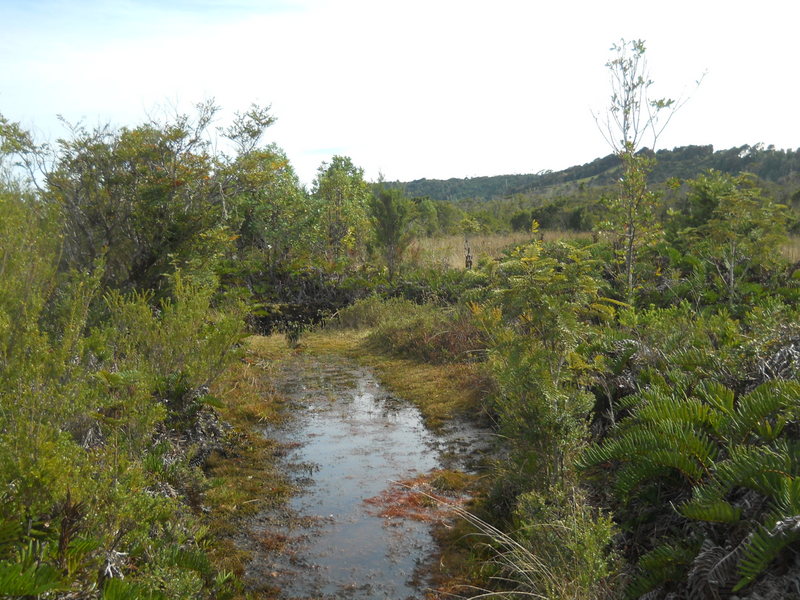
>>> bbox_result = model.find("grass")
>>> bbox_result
[203,348,294,590]
[782,234,800,263]
[409,230,591,269]
[412,231,800,268]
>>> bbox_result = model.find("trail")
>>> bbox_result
[242,354,491,600]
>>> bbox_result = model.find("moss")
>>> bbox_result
[429,469,480,494]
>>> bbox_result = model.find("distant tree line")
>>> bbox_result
[390,144,800,204]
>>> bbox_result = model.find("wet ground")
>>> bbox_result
[244,354,493,599]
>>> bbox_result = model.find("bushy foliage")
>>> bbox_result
[0,127,244,597]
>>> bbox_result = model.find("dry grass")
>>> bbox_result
[410,231,591,269]
[410,231,800,268]
[364,471,478,523]
[782,235,800,263]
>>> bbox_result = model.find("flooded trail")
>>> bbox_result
[245,354,492,600]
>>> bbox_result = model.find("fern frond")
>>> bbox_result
[102,577,169,600]
[734,515,800,591]
[726,381,800,443]
[635,394,722,432]
[774,475,800,515]
[626,540,699,599]
[581,415,716,496]
[163,545,213,578]
[615,461,673,499]
[680,499,741,523]
[0,561,62,595]
[715,444,793,499]
[696,381,735,418]
[64,537,100,577]
[687,537,747,600]
[0,519,23,561]
[706,539,747,594]
[687,539,725,600]
[669,347,719,373]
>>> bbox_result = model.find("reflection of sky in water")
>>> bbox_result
[256,358,445,599]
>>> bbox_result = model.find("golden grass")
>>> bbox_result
[410,230,591,269]
[248,331,489,430]
[410,231,800,268]
[782,235,800,263]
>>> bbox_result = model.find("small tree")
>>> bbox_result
[370,185,414,282]
[594,39,686,301]
[694,172,788,305]
[312,155,371,263]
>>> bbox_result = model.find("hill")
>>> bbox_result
[390,144,800,202]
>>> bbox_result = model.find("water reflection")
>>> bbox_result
[249,356,451,599]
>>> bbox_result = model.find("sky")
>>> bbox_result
[1,0,798,186]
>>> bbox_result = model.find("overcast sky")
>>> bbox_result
[1,0,798,185]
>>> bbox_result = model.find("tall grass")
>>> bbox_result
[782,234,800,263]
[413,232,800,268]
[410,231,591,269]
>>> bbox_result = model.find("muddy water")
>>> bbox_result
[246,355,492,600]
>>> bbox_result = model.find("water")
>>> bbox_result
[245,355,491,600]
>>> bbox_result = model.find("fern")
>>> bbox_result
[635,394,721,432]
[63,537,100,577]
[0,519,22,561]
[626,540,699,599]
[585,376,800,596]
[686,538,747,600]
[0,561,62,595]
[680,499,741,523]
[581,416,716,496]
[102,577,169,600]
[774,475,800,514]
[696,381,735,418]
[714,444,794,498]
[724,381,800,443]
[614,461,673,500]
[734,515,800,590]
[163,545,213,578]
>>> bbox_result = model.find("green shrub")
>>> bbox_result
[0,177,243,597]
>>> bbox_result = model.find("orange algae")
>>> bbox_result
[363,472,471,524]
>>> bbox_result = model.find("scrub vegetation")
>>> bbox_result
[1,38,799,599]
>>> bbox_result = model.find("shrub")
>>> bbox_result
[368,302,487,364]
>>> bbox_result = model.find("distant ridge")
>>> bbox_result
[390,144,800,203]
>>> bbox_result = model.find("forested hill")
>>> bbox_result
[391,144,800,202]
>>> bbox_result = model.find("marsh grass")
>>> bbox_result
[415,231,800,270]
[411,489,617,600]
[411,231,591,269]
[204,346,295,586]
